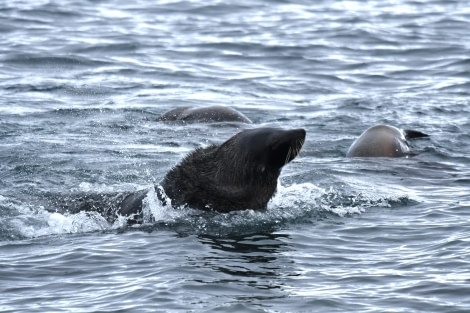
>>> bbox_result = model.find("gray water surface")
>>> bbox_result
[1,0,470,312]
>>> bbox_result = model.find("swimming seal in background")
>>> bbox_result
[120,127,306,218]
[346,124,429,157]
[157,105,252,124]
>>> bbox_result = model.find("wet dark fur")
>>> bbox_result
[161,127,305,212]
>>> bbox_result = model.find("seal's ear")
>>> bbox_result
[404,129,429,139]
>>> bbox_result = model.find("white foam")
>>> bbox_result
[270,182,325,209]
[270,181,410,218]
[0,106,47,115]
[11,206,114,238]
[73,182,117,193]
[142,186,189,223]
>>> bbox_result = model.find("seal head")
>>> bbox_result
[161,127,306,212]
[346,124,428,157]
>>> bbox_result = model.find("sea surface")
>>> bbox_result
[1,0,470,312]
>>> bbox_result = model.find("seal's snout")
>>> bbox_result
[295,128,307,137]
[275,128,306,145]
[291,128,306,143]
[268,128,306,167]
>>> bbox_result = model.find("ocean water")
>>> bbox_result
[1,0,470,312]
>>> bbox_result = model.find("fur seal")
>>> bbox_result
[157,105,252,124]
[346,124,428,157]
[49,127,305,223]
[120,127,306,218]
[158,127,306,212]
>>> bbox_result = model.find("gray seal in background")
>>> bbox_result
[346,124,428,157]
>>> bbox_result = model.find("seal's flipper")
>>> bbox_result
[404,129,429,139]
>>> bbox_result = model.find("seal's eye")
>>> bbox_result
[266,142,291,169]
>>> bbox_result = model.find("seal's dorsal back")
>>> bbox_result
[157,105,252,124]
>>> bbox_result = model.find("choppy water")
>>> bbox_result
[1,0,470,312]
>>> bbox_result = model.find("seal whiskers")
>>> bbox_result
[285,147,292,166]
[285,137,305,165]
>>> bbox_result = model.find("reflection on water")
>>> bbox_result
[192,233,296,297]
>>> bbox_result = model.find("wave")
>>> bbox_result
[0,181,414,241]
